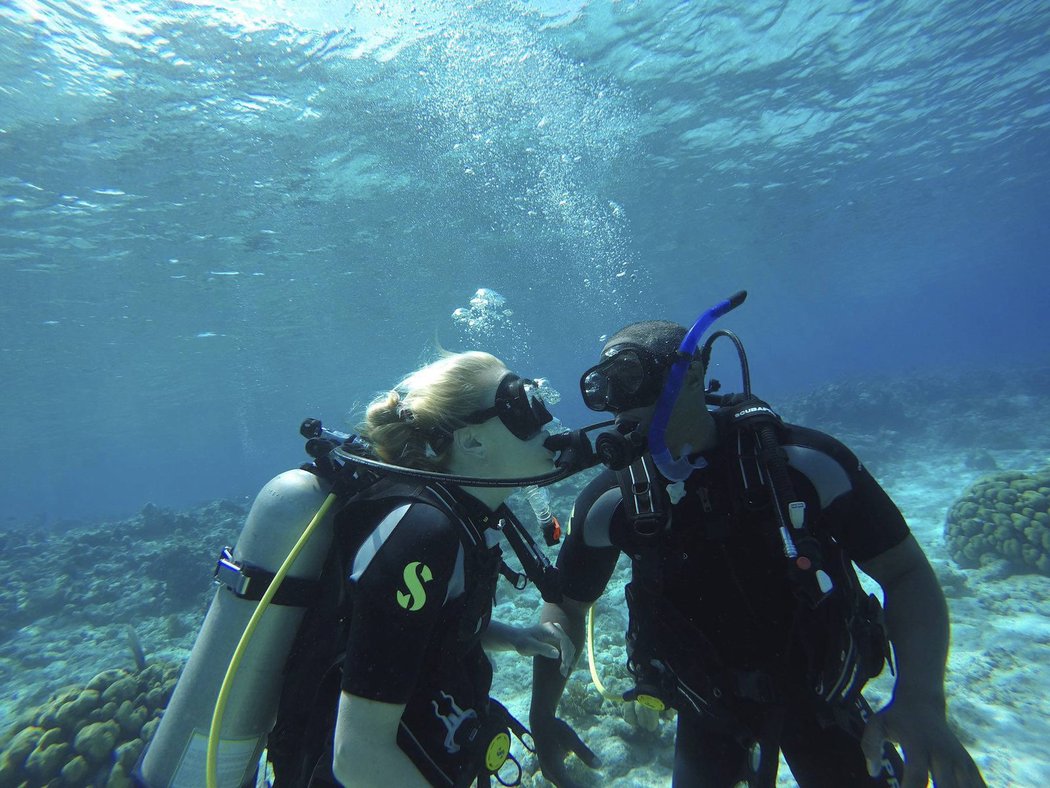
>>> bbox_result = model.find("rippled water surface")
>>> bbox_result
[1,0,1048,520]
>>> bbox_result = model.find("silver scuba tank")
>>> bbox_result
[136,469,336,788]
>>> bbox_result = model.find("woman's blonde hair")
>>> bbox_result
[358,351,508,471]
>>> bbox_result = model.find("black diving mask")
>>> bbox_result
[464,373,554,441]
[580,345,674,413]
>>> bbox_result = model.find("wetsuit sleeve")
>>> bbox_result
[805,429,912,563]
[834,460,911,562]
[556,469,623,604]
[341,502,462,703]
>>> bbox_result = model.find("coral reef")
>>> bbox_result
[0,661,179,788]
[944,467,1050,575]
[0,500,246,642]
[779,365,1050,458]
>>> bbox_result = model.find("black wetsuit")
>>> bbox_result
[341,482,505,787]
[557,421,910,787]
[271,481,505,788]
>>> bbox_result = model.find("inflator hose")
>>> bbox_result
[206,492,340,788]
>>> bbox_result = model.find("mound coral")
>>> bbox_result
[944,466,1050,575]
[0,661,179,788]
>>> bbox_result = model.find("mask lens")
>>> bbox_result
[606,351,646,397]
[528,388,553,425]
[581,350,648,411]
[496,377,552,440]
[512,380,552,439]
[581,369,610,410]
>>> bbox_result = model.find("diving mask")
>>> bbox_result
[464,373,554,440]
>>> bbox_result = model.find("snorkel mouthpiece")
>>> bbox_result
[648,291,747,479]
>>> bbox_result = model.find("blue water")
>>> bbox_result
[1,0,1048,525]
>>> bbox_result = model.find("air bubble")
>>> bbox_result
[451,287,531,363]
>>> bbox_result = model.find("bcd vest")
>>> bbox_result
[615,400,890,725]
[266,479,517,788]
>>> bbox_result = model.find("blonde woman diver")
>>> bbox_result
[268,351,573,787]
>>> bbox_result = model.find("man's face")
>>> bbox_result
[614,356,714,449]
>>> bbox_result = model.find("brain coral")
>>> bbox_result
[945,466,1050,575]
[0,662,179,788]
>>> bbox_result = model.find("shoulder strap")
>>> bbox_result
[613,456,673,596]
[493,504,562,603]
[719,397,835,607]
[338,477,483,547]
[615,455,670,539]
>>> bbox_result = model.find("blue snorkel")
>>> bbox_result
[647,290,748,479]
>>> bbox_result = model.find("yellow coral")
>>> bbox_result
[0,661,181,788]
[945,465,1050,576]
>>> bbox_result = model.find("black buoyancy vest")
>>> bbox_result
[266,480,504,787]
[616,401,890,717]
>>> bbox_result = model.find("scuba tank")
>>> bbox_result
[136,469,337,788]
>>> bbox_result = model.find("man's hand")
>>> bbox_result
[529,715,601,788]
[860,699,986,788]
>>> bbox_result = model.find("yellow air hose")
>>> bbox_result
[586,604,624,704]
[587,602,673,721]
[206,492,340,788]
[563,498,622,707]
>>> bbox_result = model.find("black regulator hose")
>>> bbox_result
[700,329,751,399]
[303,419,610,488]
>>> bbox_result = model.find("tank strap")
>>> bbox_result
[214,546,321,607]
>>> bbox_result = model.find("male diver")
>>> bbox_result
[530,293,987,787]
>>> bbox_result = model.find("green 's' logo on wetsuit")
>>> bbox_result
[396,561,433,611]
